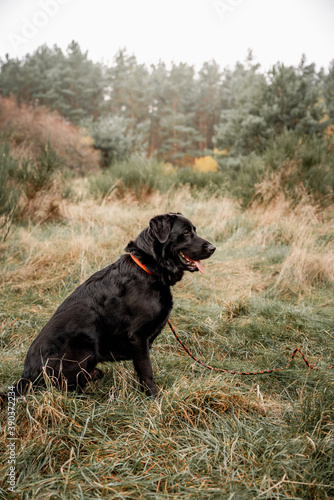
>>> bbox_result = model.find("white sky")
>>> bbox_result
[0,0,333,72]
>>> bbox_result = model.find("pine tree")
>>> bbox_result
[147,62,169,155]
[53,41,104,122]
[104,48,150,153]
[322,60,334,123]
[149,62,200,162]
[214,60,267,154]
[263,57,327,137]
[106,49,149,121]
[197,60,222,151]
[0,42,105,123]
[0,54,31,104]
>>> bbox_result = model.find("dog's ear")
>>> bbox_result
[149,214,175,244]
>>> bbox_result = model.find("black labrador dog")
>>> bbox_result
[16,213,215,396]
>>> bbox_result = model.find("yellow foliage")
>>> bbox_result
[193,156,219,173]
[325,123,334,136]
[213,147,228,155]
[80,130,95,147]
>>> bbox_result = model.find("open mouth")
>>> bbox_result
[179,251,204,273]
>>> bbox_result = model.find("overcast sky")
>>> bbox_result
[0,0,333,72]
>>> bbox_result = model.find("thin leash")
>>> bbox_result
[167,319,333,375]
[130,254,333,375]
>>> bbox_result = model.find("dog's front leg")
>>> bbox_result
[130,338,158,397]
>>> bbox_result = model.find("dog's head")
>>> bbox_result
[148,213,215,274]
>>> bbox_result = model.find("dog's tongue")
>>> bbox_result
[188,256,204,273]
[196,260,204,273]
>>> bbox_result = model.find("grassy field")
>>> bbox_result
[0,185,333,499]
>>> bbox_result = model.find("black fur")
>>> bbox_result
[15,213,215,397]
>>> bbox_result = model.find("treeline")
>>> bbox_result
[1,42,334,164]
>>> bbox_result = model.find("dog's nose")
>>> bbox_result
[207,243,216,254]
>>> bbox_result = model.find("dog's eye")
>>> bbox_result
[183,229,191,235]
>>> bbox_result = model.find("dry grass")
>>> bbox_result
[17,186,68,224]
[2,188,333,298]
[245,179,334,297]
[275,239,334,294]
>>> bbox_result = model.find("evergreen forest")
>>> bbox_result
[1,41,333,164]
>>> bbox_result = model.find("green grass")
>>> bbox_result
[0,189,333,499]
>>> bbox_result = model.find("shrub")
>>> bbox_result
[0,95,99,172]
[0,140,19,240]
[230,131,334,208]
[262,129,301,169]
[15,141,64,200]
[216,154,266,207]
[262,130,334,206]
[89,156,171,199]
[82,115,134,168]
[297,135,334,202]
[174,166,226,195]
[0,136,68,225]
[89,155,229,200]
[88,131,333,207]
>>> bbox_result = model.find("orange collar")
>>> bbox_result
[130,254,154,275]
